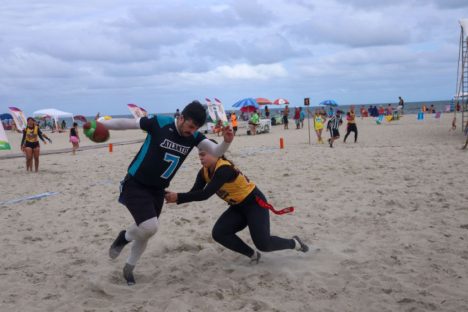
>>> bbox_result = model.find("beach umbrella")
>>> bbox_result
[232,97,259,110]
[256,98,273,105]
[74,115,87,123]
[273,98,289,105]
[0,113,13,121]
[320,99,338,107]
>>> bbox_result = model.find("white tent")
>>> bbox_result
[33,108,74,129]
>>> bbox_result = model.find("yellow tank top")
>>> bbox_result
[25,126,39,143]
[314,115,324,129]
[203,159,256,205]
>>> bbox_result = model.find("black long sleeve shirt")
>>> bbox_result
[177,166,237,204]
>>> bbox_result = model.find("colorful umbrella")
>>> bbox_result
[273,98,289,105]
[232,98,259,113]
[320,99,338,106]
[256,97,272,105]
[0,113,13,121]
[74,115,87,123]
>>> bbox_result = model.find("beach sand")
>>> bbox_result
[1,113,467,312]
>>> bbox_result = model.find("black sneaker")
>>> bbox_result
[123,263,136,286]
[109,230,129,259]
[293,235,309,253]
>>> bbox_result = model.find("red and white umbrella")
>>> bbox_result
[273,98,289,105]
[74,115,87,123]
[256,97,272,105]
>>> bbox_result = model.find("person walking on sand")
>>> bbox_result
[21,117,52,172]
[398,96,404,115]
[294,107,301,129]
[69,122,80,155]
[164,142,309,263]
[283,105,289,130]
[102,101,234,285]
[264,106,270,120]
[343,108,358,143]
[327,110,343,148]
[300,107,305,128]
[313,109,326,144]
[249,110,260,135]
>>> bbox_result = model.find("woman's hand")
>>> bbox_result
[164,191,178,204]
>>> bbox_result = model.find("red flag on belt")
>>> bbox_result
[255,196,294,215]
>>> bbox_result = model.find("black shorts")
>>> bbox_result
[330,128,340,137]
[24,141,40,149]
[283,116,289,124]
[119,175,165,225]
[233,126,238,132]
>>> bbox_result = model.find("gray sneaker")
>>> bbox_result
[123,263,136,286]
[109,230,129,259]
[293,235,309,253]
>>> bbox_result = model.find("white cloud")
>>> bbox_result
[179,63,288,83]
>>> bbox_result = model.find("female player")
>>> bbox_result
[165,143,309,263]
[21,117,52,172]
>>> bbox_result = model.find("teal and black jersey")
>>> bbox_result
[127,115,206,188]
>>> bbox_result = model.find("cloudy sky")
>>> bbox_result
[0,0,467,116]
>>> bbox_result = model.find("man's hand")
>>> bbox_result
[222,126,234,143]
[164,191,178,204]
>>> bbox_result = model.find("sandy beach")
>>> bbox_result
[1,113,467,312]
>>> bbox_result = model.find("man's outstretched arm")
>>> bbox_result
[100,118,141,130]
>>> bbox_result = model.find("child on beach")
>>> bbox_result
[327,110,343,148]
[69,122,80,155]
[164,141,309,263]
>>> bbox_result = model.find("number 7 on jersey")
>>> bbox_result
[161,153,180,179]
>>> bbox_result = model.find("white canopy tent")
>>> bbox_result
[33,108,74,129]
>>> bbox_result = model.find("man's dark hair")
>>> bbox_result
[182,100,206,127]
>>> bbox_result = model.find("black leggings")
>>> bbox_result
[344,124,358,142]
[212,188,295,258]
